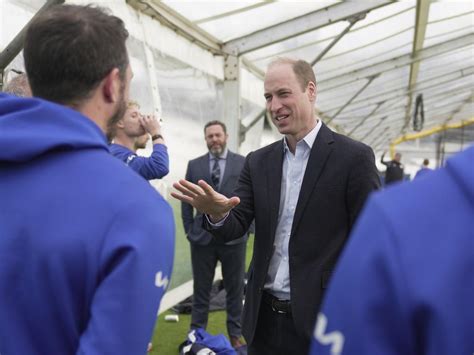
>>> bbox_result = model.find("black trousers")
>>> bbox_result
[248,293,310,355]
[190,241,246,337]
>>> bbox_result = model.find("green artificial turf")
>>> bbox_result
[149,198,254,354]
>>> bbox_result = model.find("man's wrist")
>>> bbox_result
[151,134,163,141]
[209,212,228,224]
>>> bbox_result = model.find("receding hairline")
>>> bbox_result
[265,57,317,91]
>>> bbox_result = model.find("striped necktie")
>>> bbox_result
[211,157,221,188]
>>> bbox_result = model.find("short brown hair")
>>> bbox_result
[268,57,316,91]
[24,5,129,107]
[204,120,227,134]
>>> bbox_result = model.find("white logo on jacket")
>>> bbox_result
[126,155,137,165]
[155,271,169,289]
[314,313,345,354]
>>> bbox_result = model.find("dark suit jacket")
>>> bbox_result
[205,123,381,343]
[182,150,248,246]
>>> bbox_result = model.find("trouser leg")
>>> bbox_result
[190,243,217,330]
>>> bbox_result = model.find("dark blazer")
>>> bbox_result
[205,123,381,343]
[182,150,248,246]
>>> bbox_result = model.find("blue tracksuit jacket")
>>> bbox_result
[311,146,474,355]
[109,142,169,180]
[0,94,175,354]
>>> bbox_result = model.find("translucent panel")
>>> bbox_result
[425,24,473,47]
[2,0,472,174]
[318,79,371,109]
[418,47,474,80]
[351,1,415,30]
[1,0,36,44]
[246,21,348,63]
[322,14,414,59]
[163,1,261,22]
[320,66,410,119]
[419,46,474,79]
[165,1,338,42]
[429,1,473,23]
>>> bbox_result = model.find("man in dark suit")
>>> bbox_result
[182,120,248,348]
[172,58,380,354]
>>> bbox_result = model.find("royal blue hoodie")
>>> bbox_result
[0,94,175,354]
[310,146,474,355]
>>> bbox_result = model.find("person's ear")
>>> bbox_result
[102,68,121,103]
[116,118,125,129]
[307,81,316,102]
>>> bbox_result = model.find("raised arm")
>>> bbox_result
[126,115,169,180]
[380,151,389,166]
[127,143,169,180]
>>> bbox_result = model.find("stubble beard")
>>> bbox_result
[105,81,127,143]
[209,143,225,157]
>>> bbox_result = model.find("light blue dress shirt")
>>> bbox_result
[208,121,322,300]
[265,120,322,300]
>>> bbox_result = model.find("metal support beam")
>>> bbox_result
[323,65,474,115]
[223,55,241,152]
[402,0,431,132]
[359,116,387,141]
[370,129,390,149]
[0,0,65,90]
[363,85,474,125]
[241,57,265,80]
[443,93,474,124]
[368,126,390,147]
[240,108,266,144]
[326,74,379,124]
[318,33,474,92]
[348,101,385,136]
[222,1,390,55]
[128,0,263,81]
[343,83,473,129]
[127,0,222,54]
[310,13,366,66]
[390,117,474,156]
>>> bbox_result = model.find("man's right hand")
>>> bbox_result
[140,114,161,137]
[171,179,240,222]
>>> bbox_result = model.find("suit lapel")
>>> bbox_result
[291,123,335,235]
[200,154,212,184]
[266,141,284,242]
[220,151,234,190]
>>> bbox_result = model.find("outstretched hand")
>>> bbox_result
[171,179,240,222]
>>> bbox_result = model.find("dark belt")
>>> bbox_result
[262,291,291,314]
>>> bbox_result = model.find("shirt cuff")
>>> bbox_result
[205,212,229,227]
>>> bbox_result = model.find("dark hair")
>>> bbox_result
[269,58,316,91]
[24,5,129,106]
[423,158,429,166]
[204,120,227,134]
